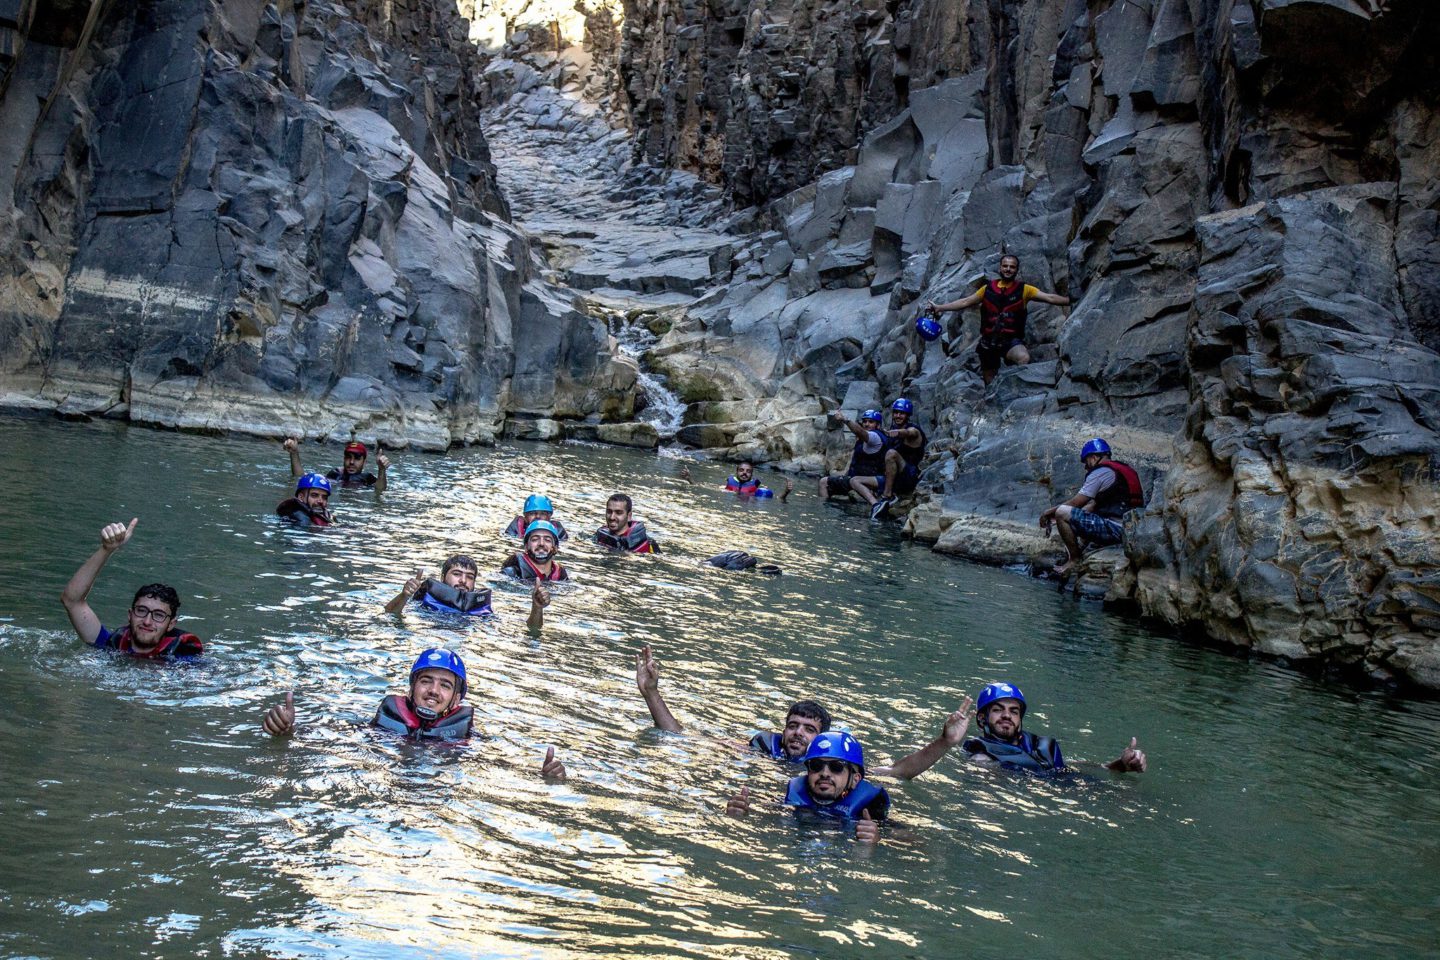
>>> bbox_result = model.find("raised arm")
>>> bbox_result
[929,291,983,313]
[374,451,390,494]
[529,581,550,631]
[870,698,973,780]
[780,477,794,502]
[383,569,426,614]
[830,412,875,443]
[635,645,682,732]
[282,437,303,478]
[1031,289,1071,307]
[61,518,137,645]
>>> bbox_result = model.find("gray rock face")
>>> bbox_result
[619,0,1440,685]
[0,0,637,448]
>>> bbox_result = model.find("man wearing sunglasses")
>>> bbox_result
[635,646,972,777]
[61,519,202,659]
[726,732,889,843]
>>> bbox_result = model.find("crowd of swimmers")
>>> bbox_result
[57,380,1152,843]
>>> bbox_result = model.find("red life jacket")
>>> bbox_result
[1091,460,1145,519]
[373,694,474,739]
[595,521,658,554]
[103,625,203,658]
[726,477,761,495]
[980,279,1028,341]
[508,552,569,581]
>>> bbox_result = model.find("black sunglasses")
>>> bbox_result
[806,758,850,775]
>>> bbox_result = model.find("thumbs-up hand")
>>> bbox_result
[726,785,752,817]
[855,808,880,843]
[541,745,567,781]
[100,518,139,552]
[263,690,296,737]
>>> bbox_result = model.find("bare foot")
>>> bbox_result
[1053,560,1074,579]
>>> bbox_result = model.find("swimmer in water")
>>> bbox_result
[501,520,569,582]
[725,732,890,844]
[260,648,568,778]
[387,554,550,629]
[503,494,570,540]
[963,682,1146,774]
[276,472,334,526]
[634,646,971,777]
[594,494,660,553]
[284,436,389,492]
[681,461,793,501]
[60,519,203,659]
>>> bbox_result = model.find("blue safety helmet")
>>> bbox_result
[1080,437,1111,460]
[523,519,561,542]
[915,313,942,341]
[859,409,883,424]
[409,647,467,699]
[295,472,332,495]
[523,494,554,515]
[976,682,1026,715]
[891,398,914,414]
[803,731,866,775]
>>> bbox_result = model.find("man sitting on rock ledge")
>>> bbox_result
[1039,437,1145,577]
[928,254,1070,386]
[820,409,890,514]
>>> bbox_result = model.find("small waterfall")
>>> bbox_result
[604,306,686,440]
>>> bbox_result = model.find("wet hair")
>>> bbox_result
[607,493,633,513]
[441,554,478,576]
[785,700,832,732]
[131,583,180,616]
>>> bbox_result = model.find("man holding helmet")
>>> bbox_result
[963,682,1146,773]
[1039,437,1145,577]
[726,732,890,843]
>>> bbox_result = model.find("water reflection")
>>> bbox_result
[0,417,1437,959]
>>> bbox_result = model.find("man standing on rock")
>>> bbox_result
[284,437,389,493]
[1039,437,1145,577]
[928,254,1070,386]
[819,409,890,513]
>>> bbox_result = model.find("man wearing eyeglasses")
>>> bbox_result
[60,519,203,659]
[726,732,890,843]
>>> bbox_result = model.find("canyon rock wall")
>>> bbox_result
[0,0,637,449]
[626,0,1440,686]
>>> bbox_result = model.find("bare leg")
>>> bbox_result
[819,477,830,498]
[880,449,901,499]
[1006,344,1031,366]
[850,475,880,506]
[982,367,997,386]
[1053,505,1083,575]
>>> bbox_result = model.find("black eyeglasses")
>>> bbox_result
[806,759,850,775]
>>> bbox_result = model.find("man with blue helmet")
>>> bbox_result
[283,436,390,492]
[964,682,1146,773]
[277,471,334,526]
[820,409,890,512]
[502,519,570,581]
[1039,437,1146,577]
[259,648,567,777]
[504,494,570,540]
[851,398,928,519]
[726,732,890,842]
[60,518,203,659]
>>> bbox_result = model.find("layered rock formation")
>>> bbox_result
[616,0,1440,686]
[0,0,637,448]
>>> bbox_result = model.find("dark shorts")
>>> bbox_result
[895,463,920,494]
[977,337,1025,371]
[825,473,877,496]
[1068,509,1125,548]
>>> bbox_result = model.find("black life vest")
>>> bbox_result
[749,731,792,760]
[372,694,474,740]
[980,279,1028,341]
[783,777,891,821]
[417,581,493,616]
[849,432,887,476]
[504,552,569,581]
[276,498,332,527]
[326,468,376,487]
[101,625,203,659]
[895,425,927,468]
[505,516,569,540]
[595,521,658,554]
[1090,460,1145,519]
[963,733,1066,772]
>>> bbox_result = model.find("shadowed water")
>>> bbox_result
[1,416,1437,959]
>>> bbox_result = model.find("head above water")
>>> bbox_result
[803,731,865,801]
[976,682,1026,743]
[605,494,633,534]
[408,647,467,719]
[523,494,554,518]
[736,460,755,482]
[780,699,833,758]
[127,583,180,641]
[441,554,479,589]
[343,441,368,470]
[294,472,331,511]
[523,520,560,563]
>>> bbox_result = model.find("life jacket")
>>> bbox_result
[726,477,772,497]
[417,581,493,616]
[749,731,791,760]
[505,552,569,581]
[895,425,927,469]
[326,468,376,487]
[963,732,1066,772]
[980,279,1028,341]
[101,625,203,659]
[372,694,474,740]
[849,432,887,477]
[784,776,891,821]
[595,521,658,554]
[276,498,332,527]
[505,516,569,540]
[1090,460,1145,519]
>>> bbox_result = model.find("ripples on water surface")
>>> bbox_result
[1,417,1437,960]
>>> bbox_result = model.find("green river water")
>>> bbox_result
[0,415,1437,959]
